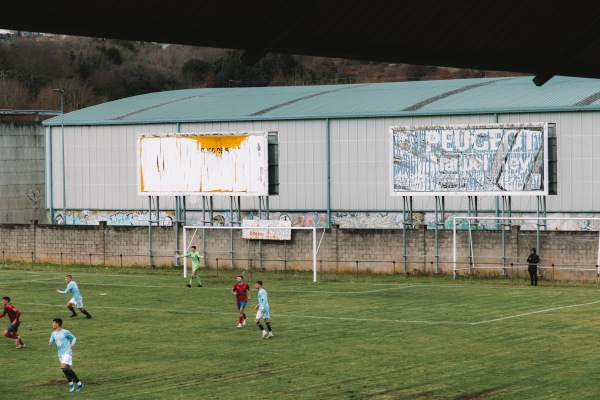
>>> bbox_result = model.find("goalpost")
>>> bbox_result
[181,225,319,282]
[452,216,600,280]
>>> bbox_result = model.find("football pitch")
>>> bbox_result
[1,266,600,399]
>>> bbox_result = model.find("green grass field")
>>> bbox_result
[1,265,600,399]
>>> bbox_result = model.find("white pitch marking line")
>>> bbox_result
[275,313,470,325]
[23,300,600,326]
[472,300,600,325]
[19,302,470,324]
[287,286,416,294]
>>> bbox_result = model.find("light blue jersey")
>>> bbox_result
[257,288,269,315]
[59,281,83,303]
[50,329,76,358]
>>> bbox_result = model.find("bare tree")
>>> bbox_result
[18,186,45,222]
[0,78,31,109]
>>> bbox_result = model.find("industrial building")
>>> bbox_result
[34,75,600,230]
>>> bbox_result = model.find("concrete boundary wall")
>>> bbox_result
[0,121,45,224]
[0,222,597,281]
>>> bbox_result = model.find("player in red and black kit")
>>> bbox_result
[1,296,25,348]
[231,276,251,328]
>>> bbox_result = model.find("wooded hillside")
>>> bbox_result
[0,34,523,114]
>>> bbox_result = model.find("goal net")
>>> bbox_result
[180,224,319,282]
[451,216,600,281]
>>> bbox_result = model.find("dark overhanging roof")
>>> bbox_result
[4,2,600,87]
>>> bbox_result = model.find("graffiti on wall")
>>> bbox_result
[48,210,600,231]
[184,211,325,228]
[49,210,326,228]
[332,212,408,229]
[51,210,175,226]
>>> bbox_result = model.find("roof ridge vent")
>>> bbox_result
[113,90,228,120]
[573,91,600,106]
[250,84,368,116]
[402,79,508,111]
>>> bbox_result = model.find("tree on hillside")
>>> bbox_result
[181,58,212,87]
[118,60,182,96]
[32,79,96,112]
[0,79,31,109]
[212,50,263,87]
[211,50,322,87]
[3,38,72,94]
[0,34,522,114]
[64,37,136,81]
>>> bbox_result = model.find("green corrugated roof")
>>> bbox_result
[43,76,600,126]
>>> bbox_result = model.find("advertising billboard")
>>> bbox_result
[390,123,549,196]
[137,132,268,196]
[242,219,292,240]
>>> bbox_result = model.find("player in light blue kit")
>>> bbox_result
[56,275,92,319]
[254,280,273,339]
[49,318,84,392]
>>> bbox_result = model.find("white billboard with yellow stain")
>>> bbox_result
[137,132,268,195]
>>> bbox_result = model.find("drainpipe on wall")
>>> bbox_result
[326,118,331,227]
[48,127,54,223]
[148,196,153,267]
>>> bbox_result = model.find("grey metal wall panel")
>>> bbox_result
[50,125,66,211]
[593,122,600,209]
[47,110,600,219]
[179,119,327,211]
[49,123,177,211]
